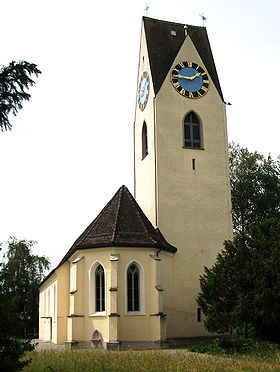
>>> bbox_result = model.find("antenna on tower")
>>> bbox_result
[144,2,150,16]
[199,13,207,27]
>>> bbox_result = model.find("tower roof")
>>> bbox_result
[59,185,176,265]
[143,17,224,101]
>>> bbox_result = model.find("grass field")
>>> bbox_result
[23,347,280,372]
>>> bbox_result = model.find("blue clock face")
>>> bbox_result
[171,62,209,98]
[138,71,150,110]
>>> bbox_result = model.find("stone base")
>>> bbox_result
[65,340,100,349]
[64,337,216,350]
[106,341,120,350]
[65,340,79,350]
[65,340,119,350]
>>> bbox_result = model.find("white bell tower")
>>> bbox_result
[134,17,232,338]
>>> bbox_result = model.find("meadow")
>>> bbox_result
[23,343,280,372]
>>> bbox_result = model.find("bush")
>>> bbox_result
[215,337,246,353]
[0,337,34,372]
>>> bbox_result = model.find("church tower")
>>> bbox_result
[134,17,232,339]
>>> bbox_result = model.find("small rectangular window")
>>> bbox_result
[192,159,195,170]
[197,307,202,322]
[171,30,177,36]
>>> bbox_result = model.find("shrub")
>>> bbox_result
[0,337,34,372]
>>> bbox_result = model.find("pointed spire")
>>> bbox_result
[143,17,224,101]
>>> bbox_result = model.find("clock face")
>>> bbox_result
[171,61,209,98]
[138,71,150,111]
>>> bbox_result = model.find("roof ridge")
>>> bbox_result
[112,185,125,242]
[132,196,158,244]
[117,185,156,242]
[143,16,205,29]
[74,187,120,247]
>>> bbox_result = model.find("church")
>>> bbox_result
[39,16,232,349]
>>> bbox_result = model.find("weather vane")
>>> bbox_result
[199,13,207,27]
[144,2,150,16]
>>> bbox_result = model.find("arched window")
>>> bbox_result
[184,112,201,148]
[127,263,140,311]
[95,264,105,312]
[142,121,148,159]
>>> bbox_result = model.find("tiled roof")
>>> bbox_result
[143,17,224,101]
[59,185,176,265]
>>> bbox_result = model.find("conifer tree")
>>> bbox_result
[0,61,41,131]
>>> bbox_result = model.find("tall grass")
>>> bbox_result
[23,348,280,372]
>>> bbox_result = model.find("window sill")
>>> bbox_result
[125,311,145,316]
[89,312,106,317]
[182,146,204,150]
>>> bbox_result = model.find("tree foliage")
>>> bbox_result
[0,237,50,338]
[229,143,280,234]
[0,337,34,372]
[0,61,41,131]
[198,145,280,341]
[198,218,280,341]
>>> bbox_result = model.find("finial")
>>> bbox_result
[144,2,150,16]
[199,13,207,27]
[184,25,188,36]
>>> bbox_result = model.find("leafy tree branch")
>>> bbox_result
[0,61,41,131]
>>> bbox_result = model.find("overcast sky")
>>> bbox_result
[0,0,279,268]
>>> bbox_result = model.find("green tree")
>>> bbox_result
[229,143,280,234]
[0,237,50,338]
[198,234,252,337]
[198,219,280,341]
[247,218,280,340]
[0,337,34,372]
[0,61,41,131]
[198,145,280,341]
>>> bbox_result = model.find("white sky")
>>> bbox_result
[0,0,279,268]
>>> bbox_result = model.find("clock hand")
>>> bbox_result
[176,72,201,80]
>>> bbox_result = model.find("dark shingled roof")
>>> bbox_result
[40,185,176,288]
[59,185,176,265]
[143,17,224,101]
